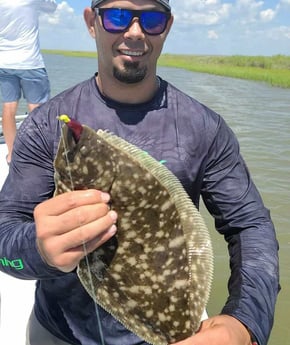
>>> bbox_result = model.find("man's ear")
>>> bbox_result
[164,15,174,39]
[83,7,96,38]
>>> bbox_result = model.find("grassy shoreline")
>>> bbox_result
[42,49,290,88]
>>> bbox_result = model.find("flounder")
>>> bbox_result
[53,116,214,344]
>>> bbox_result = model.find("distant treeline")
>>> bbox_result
[42,50,290,88]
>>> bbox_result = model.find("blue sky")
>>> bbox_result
[39,0,290,55]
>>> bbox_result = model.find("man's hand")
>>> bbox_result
[173,315,252,345]
[34,189,117,272]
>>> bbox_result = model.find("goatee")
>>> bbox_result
[113,61,147,84]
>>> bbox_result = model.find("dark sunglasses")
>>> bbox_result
[94,8,171,35]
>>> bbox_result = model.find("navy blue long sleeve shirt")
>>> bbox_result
[0,76,279,345]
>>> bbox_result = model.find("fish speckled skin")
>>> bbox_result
[54,123,213,344]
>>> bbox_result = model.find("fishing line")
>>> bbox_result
[60,125,106,345]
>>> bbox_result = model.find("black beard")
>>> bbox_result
[113,61,147,84]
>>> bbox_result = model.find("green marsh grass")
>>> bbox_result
[158,54,290,88]
[42,50,290,88]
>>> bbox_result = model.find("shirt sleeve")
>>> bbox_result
[201,116,279,345]
[0,106,63,280]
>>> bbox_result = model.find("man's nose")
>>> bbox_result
[124,18,145,39]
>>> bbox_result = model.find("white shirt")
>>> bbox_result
[0,0,57,69]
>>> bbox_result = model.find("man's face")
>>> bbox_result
[85,0,173,84]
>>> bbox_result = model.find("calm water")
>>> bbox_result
[6,54,290,344]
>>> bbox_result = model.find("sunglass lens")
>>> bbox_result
[141,12,168,35]
[103,9,132,33]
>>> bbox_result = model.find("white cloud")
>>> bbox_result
[39,2,95,51]
[171,0,280,27]
[233,0,264,24]
[40,1,79,30]
[260,9,276,22]
[171,0,231,25]
[266,25,290,40]
[208,30,219,39]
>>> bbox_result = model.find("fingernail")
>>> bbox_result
[101,192,110,202]
[109,210,118,221]
[108,224,117,235]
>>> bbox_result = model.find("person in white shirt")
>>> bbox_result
[0,0,57,164]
